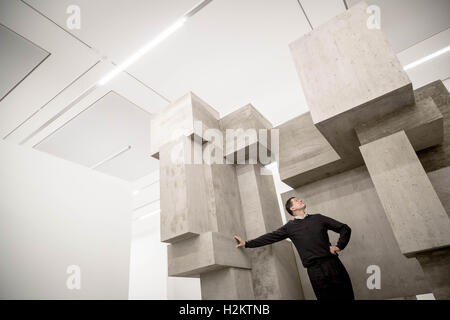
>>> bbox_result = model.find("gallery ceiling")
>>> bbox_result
[0,0,449,182]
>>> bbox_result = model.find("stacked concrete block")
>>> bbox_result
[222,105,304,299]
[287,1,414,183]
[237,164,303,299]
[153,93,254,299]
[150,92,221,159]
[414,81,450,172]
[219,104,273,164]
[167,232,251,277]
[155,93,306,299]
[276,112,355,188]
[283,0,450,299]
[359,131,450,299]
[159,137,216,243]
[359,131,450,257]
[280,166,432,300]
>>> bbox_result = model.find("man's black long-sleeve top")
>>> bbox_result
[245,213,351,268]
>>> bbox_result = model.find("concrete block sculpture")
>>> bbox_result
[154,92,302,299]
[281,1,450,299]
[153,0,450,300]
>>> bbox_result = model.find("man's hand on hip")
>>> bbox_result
[330,245,341,255]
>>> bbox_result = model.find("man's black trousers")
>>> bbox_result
[306,255,355,300]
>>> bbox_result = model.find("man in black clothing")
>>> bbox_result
[234,197,354,300]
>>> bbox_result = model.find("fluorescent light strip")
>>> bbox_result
[20,84,98,145]
[90,145,131,169]
[9,0,213,148]
[403,46,450,71]
[97,17,186,86]
[97,0,214,86]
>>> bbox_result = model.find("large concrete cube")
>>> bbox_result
[150,92,221,158]
[276,112,354,188]
[200,267,255,300]
[220,104,273,164]
[355,97,443,150]
[289,1,414,162]
[159,137,216,243]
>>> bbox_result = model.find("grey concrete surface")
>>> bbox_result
[428,166,450,217]
[355,97,443,151]
[219,104,272,164]
[360,131,450,257]
[289,1,413,171]
[276,81,449,189]
[415,247,450,300]
[159,136,217,243]
[150,92,221,158]
[281,165,431,300]
[236,164,304,299]
[415,80,450,172]
[168,232,252,277]
[276,112,355,188]
[200,267,255,300]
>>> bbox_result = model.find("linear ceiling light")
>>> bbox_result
[10,0,213,147]
[403,46,450,71]
[90,145,131,169]
[97,0,213,86]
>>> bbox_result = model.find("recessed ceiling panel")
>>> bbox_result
[347,0,450,53]
[0,24,49,101]
[36,91,156,181]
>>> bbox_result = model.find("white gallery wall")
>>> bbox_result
[128,171,202,300]
[0,140,132,299]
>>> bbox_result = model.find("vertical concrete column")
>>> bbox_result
[360,130,450,299]
[153,92,254,299]
[236,164,304,299]
[200,267,255,300]
[159,136,216,243]
[220,105,304,299]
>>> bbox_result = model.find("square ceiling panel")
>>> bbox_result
[347,0,450,53]
[36,91,158,181]
[0,24,49,101]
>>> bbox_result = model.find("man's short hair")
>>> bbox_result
[285,197,296,216]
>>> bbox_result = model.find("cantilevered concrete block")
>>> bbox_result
[280,165,432,300]
[414,80,450,173]
[236,164,304,299]
[290,1,414,164]
[360,130,450,257]
[167,232,252,277]
[277,112,355,188]
[200,267,255,300]
[220,104,273,164]
[159,136,247,243]
[150,92,221,158]
[356,97,443,150]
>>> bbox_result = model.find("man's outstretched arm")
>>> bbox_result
[234,224,289,249]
